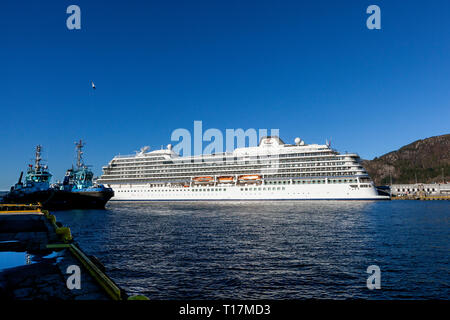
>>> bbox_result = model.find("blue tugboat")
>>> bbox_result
[1,142,113,210]
[56,140,114,208]
[1,145,54,205]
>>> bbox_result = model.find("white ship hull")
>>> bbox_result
[108,182,389,201]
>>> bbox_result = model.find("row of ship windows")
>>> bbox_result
[116,187,289,193]
[265,179,359,185]
[116,189,228,193]
[108,160,352,168]
[116,184,366,193]
[102,172,360,180]
[104,167,358,177]
[101,172,360,183]
[112,152,344,164]
[396,188,436,192]
[108,158,352,170]
[106,164,355,174]
[114,179,363,192]
[104,171,359,179]
[114,157,165,163]
[160,178,358,186]
[282,163,352,167]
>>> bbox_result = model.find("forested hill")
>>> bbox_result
[362,134,450,185]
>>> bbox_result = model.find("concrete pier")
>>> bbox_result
[0,205,141,300]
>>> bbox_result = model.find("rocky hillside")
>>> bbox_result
[362,134,450,185]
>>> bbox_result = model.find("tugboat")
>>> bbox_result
[1,145,54,206]
[1,142,114,210]
[54,140,114,209]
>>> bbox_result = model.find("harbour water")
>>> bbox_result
[52,201,449,299]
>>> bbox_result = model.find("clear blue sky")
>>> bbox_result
[1,0,449,189]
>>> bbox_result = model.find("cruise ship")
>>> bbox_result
[97,136,389,201]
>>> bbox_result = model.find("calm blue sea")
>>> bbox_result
[53,201,449,299]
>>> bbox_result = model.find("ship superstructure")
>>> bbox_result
[9,145,52,194]
[62,140,95,191]
[98,136,389,200]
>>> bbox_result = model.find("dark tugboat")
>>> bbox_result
[55,140,114,209]
[1,145,54,206]
[1,142,114,210]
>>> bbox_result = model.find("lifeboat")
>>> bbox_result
[192,176,214,183]
[238,175,262,182]
[217,176,234,183]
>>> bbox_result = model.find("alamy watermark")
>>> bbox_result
[66,5,81,30]
[66,265,81,290]
[166,121,282,174]
[366,265,381,290]
[170,121,279,157]
[366,5,381,30]
[65,5,381,31]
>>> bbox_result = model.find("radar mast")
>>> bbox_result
[75,140,85,169]
[35,145,42,171]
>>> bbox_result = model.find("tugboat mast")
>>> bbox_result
[35,145,42,171]
[75,140,85,169]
